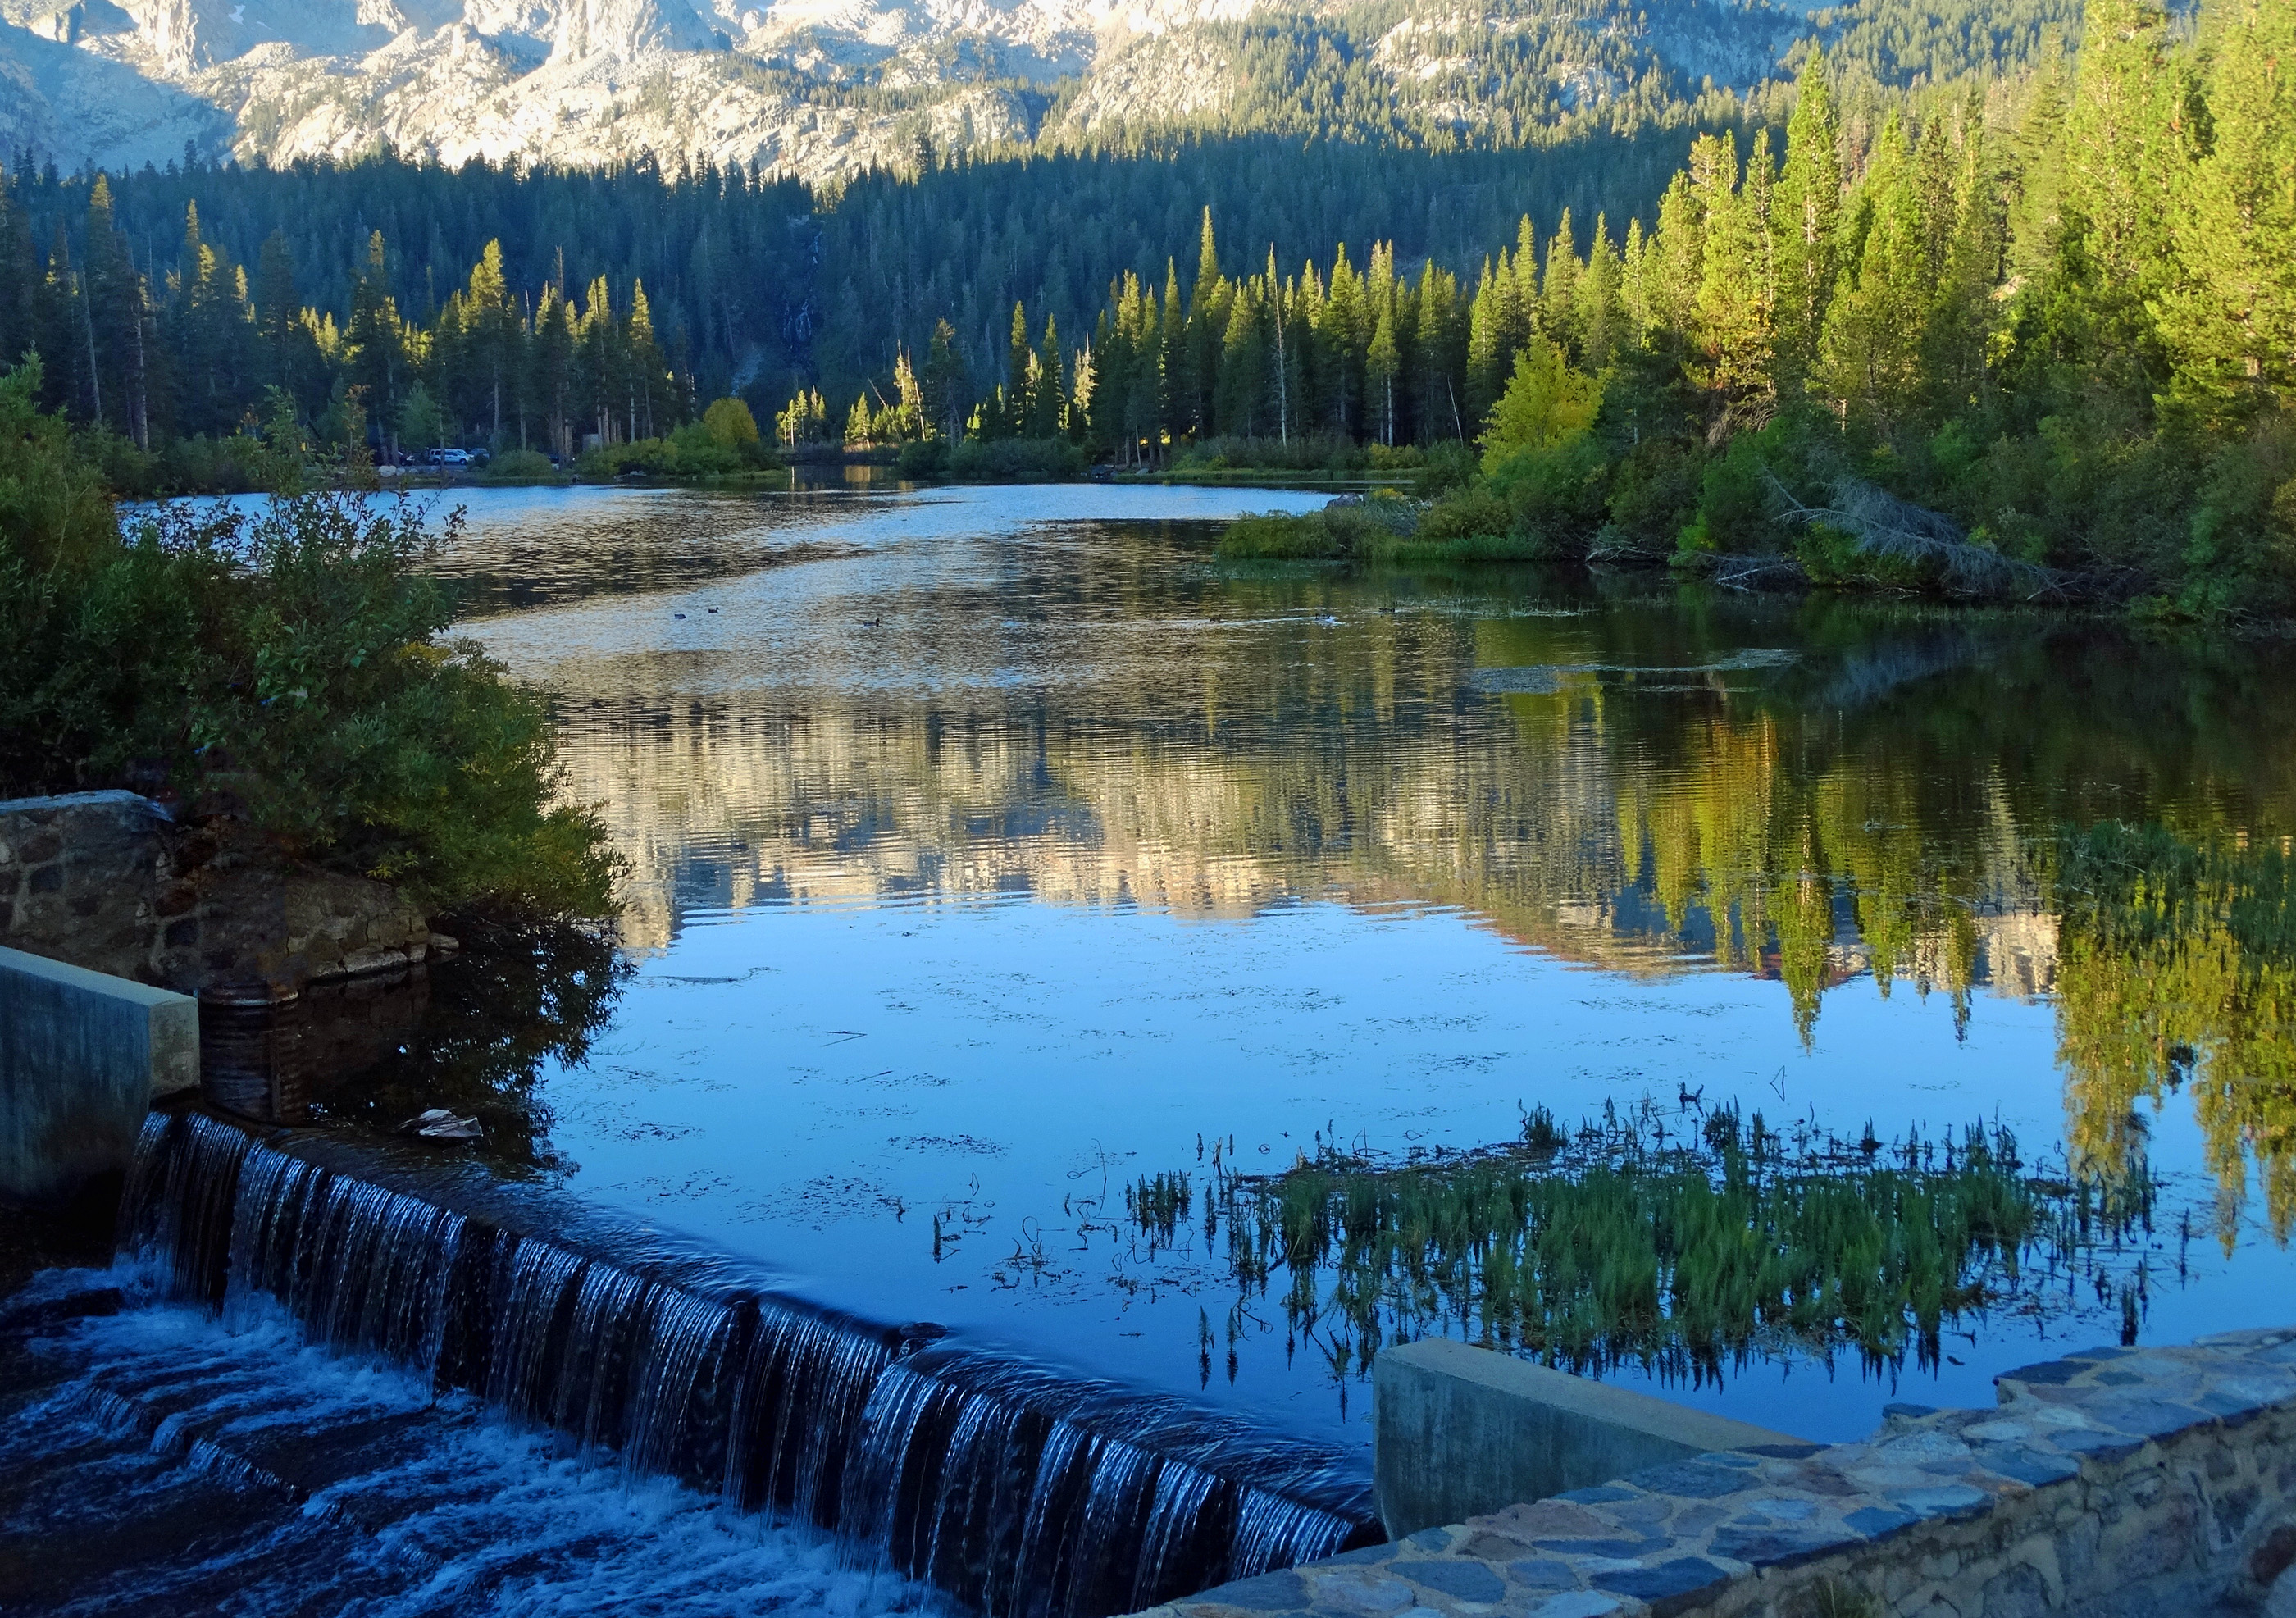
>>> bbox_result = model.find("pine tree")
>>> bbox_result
[1773,50,1843,395]
[531,284,576,459]
[1925,104,2007,416]
[1004,301,1033,437]
[1320,245,1366,437]
[1367,303,1399,446]
[2160,0,2296,416]
[1542,209,1583,357]
[1816,114,1931,436]
[922,317,968,441]
[1688,132,1777,432]
[1032,314,1065,439]
[1186,208,1223,437]
[629,279,663,440]
[1574,215,1624,373]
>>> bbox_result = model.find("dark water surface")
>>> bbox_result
[269,484,2296,1457]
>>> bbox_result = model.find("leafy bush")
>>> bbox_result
[1216,495,1419,558]
[0,358,618,920]
[1416,487,1510,542]
[945,438,1087,481]
[576,426,779,480]
[1171,435,1367,472]
[700,397,761,449]
[896,438,951,479]
[481,449,560,483]
[1592,439,1706,562]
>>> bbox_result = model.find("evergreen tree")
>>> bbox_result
[2160,0,2296,417]
[1773,51,1843,394]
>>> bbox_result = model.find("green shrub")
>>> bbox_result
[1417,487,1510,543]
[1593,439,1706,561]
[1171,434,1365,473]
[0,358,617,920]
[1410,440,1478,496]
[1216,495,1419,558]
[576,427,778,480]
[1677,434,1779,561]
[896,438,952,479]
[700,396,761,449]
[481,449,560,483]
[945,438,1086,481]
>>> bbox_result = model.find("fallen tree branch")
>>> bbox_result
[1765,472,2075,600]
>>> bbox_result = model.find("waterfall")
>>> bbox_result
[120,1110,1378,1617]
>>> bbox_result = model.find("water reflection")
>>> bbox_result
[2056,825,2296,1242]
[389,486,2296,1437]
[204,923,629,1174]
[199,972,429,1126]
[516,546,2296,1242]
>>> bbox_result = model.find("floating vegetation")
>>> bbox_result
[1132,1101,2163,1388]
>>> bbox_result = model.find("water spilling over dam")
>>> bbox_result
[102,1109,1377,1616]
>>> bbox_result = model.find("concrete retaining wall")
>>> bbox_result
[0,946,198,1204]
[1143,1332,2296,1618]
[1375,1339,1805,1538]
[0,791,435,994]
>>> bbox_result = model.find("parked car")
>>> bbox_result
[429,447,472,467]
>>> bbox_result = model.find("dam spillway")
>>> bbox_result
[113,1109,1378,1618]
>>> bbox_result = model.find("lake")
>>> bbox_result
[277,480,2296,1459]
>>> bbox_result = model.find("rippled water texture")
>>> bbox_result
[293,483,2296,1452]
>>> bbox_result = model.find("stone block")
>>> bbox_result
[0,944,197,1203]
[1372,1339,1806,1538]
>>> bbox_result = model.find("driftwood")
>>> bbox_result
[1766,472,2073,600]
[1713,553,1810,590]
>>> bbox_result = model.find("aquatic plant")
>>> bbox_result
[1133,1100,2160,1388]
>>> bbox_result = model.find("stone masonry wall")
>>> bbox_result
[0,791,436,995]
[1146,1329,2296,1618]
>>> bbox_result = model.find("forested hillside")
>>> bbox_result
[1133,0,2293,615]
[0,130,1723,448]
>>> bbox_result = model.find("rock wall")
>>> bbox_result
[1146,1330,2296,1618]
[0,791,437,996]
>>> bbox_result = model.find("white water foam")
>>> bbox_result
[19,1279,945,1618]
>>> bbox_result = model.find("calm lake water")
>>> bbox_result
[280,482,2296,1457]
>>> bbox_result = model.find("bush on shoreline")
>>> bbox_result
[0,358,619,921]
[896,437,1086,482]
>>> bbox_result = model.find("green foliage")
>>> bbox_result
[699,396,760,448]
[1481,338,1601,469]
[1216,496,1419,559]
[576,428,777,480]
[0,361,617,918]
[946,438,1088,481]
[1168,435,1368,473]
[1138,1101,2157,1382]
[480,448,560,483]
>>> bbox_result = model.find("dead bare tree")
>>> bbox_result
[1765,471,2073,599]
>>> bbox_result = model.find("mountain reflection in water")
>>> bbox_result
[268,486,2296,1442]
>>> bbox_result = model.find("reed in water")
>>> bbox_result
[1132,1100,2162,1388]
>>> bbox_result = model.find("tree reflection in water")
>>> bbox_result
[201,918,631,1178]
